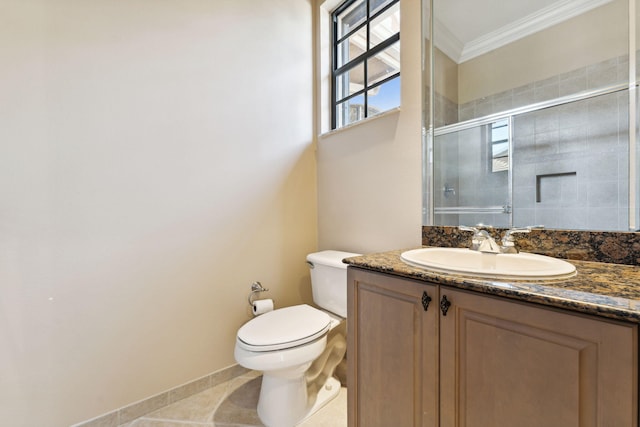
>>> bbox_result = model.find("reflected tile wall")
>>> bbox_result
[433,55,632,231]
[512,91,629,231]
[458,55,629,122]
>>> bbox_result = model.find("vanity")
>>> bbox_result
[344,242,640,427]
[375,0,640,423]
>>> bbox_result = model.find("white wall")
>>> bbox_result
[316,0,423,254]
[0,1,316,425]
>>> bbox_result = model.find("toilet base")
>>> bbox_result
[297,376,342,425]
[256,363,310,427]
[257,374,341,427]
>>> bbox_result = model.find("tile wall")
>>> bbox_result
[431,55,634,231]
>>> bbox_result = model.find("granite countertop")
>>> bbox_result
[344,249,640,323]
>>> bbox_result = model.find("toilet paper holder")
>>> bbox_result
[248,281,269,306]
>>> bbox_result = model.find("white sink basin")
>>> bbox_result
[400,247,576,280]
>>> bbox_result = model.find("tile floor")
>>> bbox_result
[121,370,347,427]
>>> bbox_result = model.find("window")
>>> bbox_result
[490,119,509,173]
[332,0,400,129]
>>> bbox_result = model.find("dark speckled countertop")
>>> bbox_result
[344,249,640,324]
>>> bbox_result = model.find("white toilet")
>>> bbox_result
[234,250,360,427]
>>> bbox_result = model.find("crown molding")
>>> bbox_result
[434,17,465,63]
[435,0,613,64]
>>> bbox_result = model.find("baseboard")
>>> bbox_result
[70,364,250,427]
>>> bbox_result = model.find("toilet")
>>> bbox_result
[234,250,360,427]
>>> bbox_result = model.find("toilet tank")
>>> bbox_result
[306,250,361,318]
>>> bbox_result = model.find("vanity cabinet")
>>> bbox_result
[347,267,638,427]
[346,269,439,427]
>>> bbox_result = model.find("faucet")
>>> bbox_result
[458,225,501,253]
[459,225,544,254]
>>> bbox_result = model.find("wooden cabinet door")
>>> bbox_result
[439,287,638,427]
[347,268,439,427]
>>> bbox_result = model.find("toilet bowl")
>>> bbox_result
[233,250,360,427]
[235,305,332,426]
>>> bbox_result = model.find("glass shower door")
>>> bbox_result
[433,120,511,227]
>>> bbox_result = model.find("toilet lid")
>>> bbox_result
[237,304,331,352]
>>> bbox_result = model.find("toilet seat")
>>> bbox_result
[237,304,331,352]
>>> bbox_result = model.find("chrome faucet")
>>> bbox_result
[458,225,501,253]
[459,225,544,254]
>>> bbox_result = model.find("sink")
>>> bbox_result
[400,247,577,280]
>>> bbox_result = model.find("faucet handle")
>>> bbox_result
[503,226,531,240]
[501,225,544,253]
[458,225,493,251]
[458,226,480,250]
[474,223,494,230]
[458,224,493,233]
[503,225,544,241]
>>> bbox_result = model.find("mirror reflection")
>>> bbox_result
[426,0,638,231]
[433,119,511,228]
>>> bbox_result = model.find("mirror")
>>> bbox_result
[424,0,640,231]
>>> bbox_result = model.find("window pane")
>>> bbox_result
[336,62,365,102]
[336,94,365,128]
[491,120,509,141]
[332,0,400,130]
[491,119,509,173]
[370,2,399,49]
[367,76,400,115]
[336,0,366,40]
[370,0,394,16]
[367,40,400,86]
[337,26,367,68]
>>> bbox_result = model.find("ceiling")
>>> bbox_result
[433,0,614,63]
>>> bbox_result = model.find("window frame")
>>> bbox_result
[331,0,400,130]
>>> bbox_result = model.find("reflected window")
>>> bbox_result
[332,0,400,129]
[490,119,509,172]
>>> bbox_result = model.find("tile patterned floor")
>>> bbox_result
[121,370,347,427]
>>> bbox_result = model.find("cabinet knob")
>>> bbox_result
[440,295,451,316]
[422,291,432,311]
